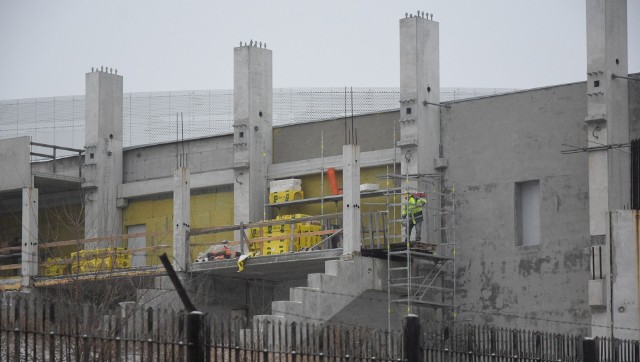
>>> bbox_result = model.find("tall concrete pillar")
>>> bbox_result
[233,42,272,233]
[83,68,124,245]
[586,0,631,338]
[399,12,444,244]
[173,167,190,272]
[586,0,629,238]
[342,144,361,255]
[399,12,442,178]
[21,187,38,287]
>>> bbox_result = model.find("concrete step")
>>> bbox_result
[290,286,319,302]
[271,300,303,318]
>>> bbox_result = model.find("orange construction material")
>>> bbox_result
[326,168,342,195]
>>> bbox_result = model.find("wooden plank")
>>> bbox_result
[190,213,342,236]
[41,230,172,249]
[0,263,21,271]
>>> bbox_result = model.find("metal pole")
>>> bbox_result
[187,311,205,362]
[403,314,420,362]
[583,338,597,362]
[158,253,196,313]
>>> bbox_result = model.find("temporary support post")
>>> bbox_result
[173,167,190,272]
[403,314,420,362]
[342,144,361,254]
[21,187,38,287]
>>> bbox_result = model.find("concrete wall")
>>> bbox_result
[123,135,233,183]
[0,136,31,191]
[273,111,398,164]
[442,81,591,334]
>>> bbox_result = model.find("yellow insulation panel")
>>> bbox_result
[122,190,234,266]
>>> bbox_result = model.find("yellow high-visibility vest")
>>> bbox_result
[402,196,427,221]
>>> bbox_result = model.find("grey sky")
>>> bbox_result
[0,0,638,100]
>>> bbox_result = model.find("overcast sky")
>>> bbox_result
[0,1,638,100]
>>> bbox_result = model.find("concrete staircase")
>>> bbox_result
[263,255,388,324]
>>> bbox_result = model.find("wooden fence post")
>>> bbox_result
[404,315,420,362]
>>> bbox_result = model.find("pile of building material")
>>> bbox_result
[269,179,304,203]
[195,242,241,262]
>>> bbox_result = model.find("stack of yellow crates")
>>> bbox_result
[269,179,304,204]
[69,248,132,273]
[247,214,322,255]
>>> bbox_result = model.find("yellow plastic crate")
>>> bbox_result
[248,227,262,239]
[81,257,114,273]
[44,258,64,277]
[263,239,291,255]
[269,191,304,204]
[263,223,301,235]
[114,248,131,269]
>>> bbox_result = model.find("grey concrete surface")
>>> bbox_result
[83,69,124,240]
[591,210,640,340]
[21,187,38,287]
[233,44,273,226]
[399,14,440,177]
[585,0,630,236]
[0,136,31,191]
[442,81,591,334]
[272,111,398,164]
[123,135,233,183]
[172,167,190,271]
[342,145,361,254]
[269,256,388,323]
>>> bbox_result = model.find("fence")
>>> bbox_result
[0,87,516,151]
[1,294,639,361]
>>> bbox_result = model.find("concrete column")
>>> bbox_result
[342,144,361,254]
[586,0,629,237]
[83,68,124,245]
[399,12,443,245]
[233,42,273,236]
[591,210,640,340]
[399,12,442,177]
[173,167,191,272]
[21,187,38,287]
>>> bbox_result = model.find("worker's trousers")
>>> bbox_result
[406,213,423,244]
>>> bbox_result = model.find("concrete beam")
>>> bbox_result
[268,148,399,178]
[173,167,191,272]
[21,187,38,287]
[119,169,234,199]
[32,171,84,184]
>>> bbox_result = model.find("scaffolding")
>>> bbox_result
[382,173,457,325]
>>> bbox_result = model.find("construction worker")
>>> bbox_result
[402,192,427,244]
